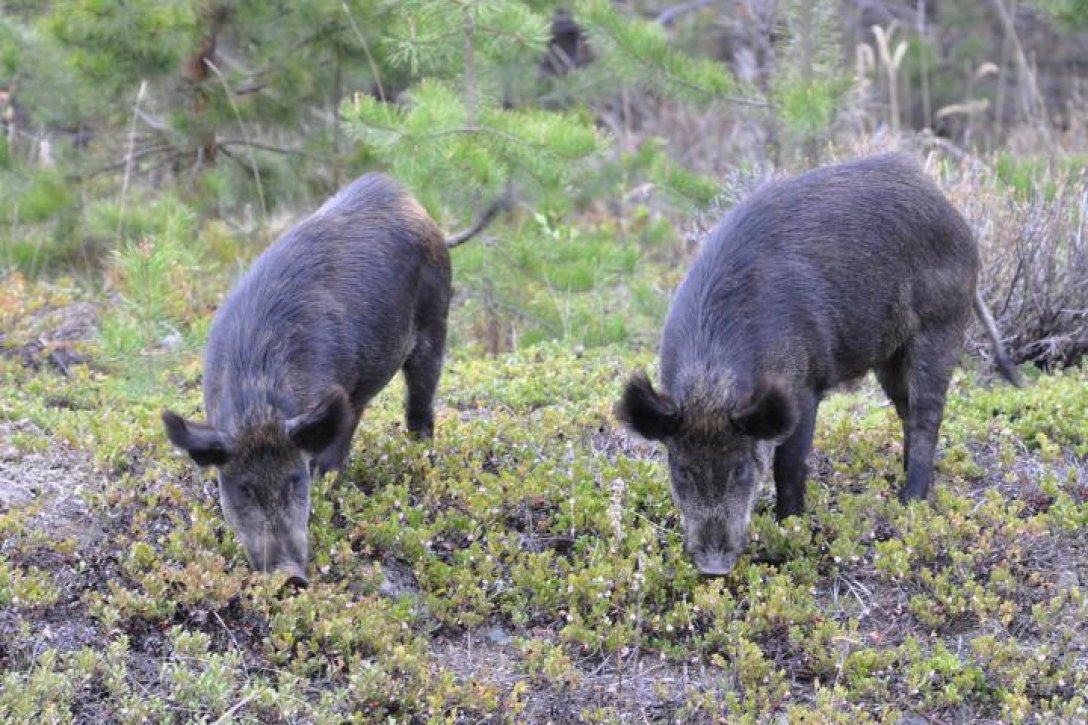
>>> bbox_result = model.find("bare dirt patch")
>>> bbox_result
[432,628,698,722]
[0,420,101,544]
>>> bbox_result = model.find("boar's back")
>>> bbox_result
[203,174,447,429]
[663,154,977,392]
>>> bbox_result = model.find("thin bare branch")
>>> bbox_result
[204,58,267,225]
[116,80,148,245]
[216,138,324,161]
[657,0,717,26]
[990,0,1055,149]
[340,0,386,101]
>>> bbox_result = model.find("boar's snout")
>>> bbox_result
[229,512,310,585]
[691,549,742,577]
[682,509,752,578]
[276,561,310,590]
[243,532,309,583]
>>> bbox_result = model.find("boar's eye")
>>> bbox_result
[669,460,696,487]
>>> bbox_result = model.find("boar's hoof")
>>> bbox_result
[276,564,310,590]
[284,574,309,589]
[693,551,741,577]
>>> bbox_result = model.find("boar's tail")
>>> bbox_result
[445,186,515,248]
[973,290,1022,387]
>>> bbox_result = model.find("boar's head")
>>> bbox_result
[161,388,352,587]
[617,372,796,576]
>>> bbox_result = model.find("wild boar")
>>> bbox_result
[616,154,1020,576]
[162,174,505,586]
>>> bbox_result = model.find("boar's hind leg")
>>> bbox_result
[773,391,820,521]
[403,324,447,439]
[896,328,962,503]
[876,347,912,473]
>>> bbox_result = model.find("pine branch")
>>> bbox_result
[576,0,763,106]
[350,119,593,161]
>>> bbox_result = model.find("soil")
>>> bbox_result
[0,420,101,544]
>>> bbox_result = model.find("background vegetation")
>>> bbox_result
[1,0,1086,721]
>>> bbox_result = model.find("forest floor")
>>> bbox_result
[1,277,1086,723]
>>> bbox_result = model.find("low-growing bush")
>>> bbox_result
[2,316,1086,720]
[943,157,1088,369]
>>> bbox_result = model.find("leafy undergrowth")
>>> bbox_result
[1,282,1086,724]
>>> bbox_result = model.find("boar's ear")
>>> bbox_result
[615,371,683,441]
[730,379,797,440]
[162,410,232,467]
[286,387,351,455]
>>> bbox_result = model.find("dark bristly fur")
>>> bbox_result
[616,154,1020,577]
[162,173,498,585]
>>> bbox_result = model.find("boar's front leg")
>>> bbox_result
[897,328,962,502]
[773,391,820,521]
[312,406,363,478]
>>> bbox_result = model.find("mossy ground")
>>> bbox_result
[1,275,1085,724]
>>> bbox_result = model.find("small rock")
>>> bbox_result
[378,559,421,600]
[47,347,90,377]
[486,625,513,645]
[898,714,929,725]
[160,329,184,351]
[1057,570,1080,590]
